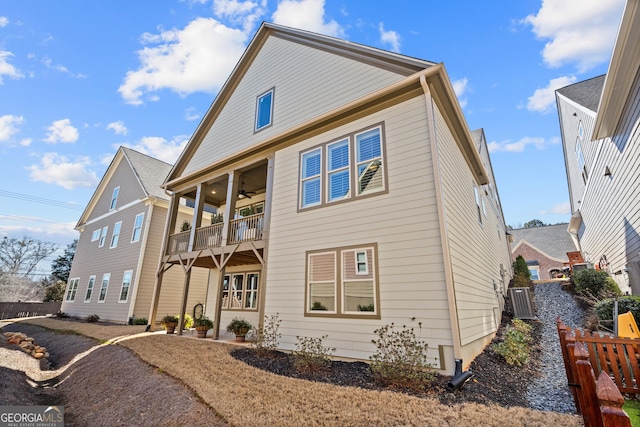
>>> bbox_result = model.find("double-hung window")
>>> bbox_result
[131,213,144,243]
[255,88,274,131]
[119,270,133,302]
[306,244,379,318]
[98,226,108,248]
[98,273,110,302]
[110,221,122,248]
[110,186,119,210]
[220,272,260,310]
[91,230,101,242]
[299,123,386,210]
[84,276,95,303]
[65,278,79,302]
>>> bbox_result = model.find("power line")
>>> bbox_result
[0,190,84,210]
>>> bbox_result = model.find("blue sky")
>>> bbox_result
[0,0,627,261]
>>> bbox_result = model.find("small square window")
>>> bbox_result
[255,88,274,131]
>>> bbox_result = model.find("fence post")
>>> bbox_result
[558,317,581,413]
[596,372,631,427]
[572,341,604,427]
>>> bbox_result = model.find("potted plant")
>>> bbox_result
[226,317,253,342]
[193,316,214,339]
[161,315,179,334]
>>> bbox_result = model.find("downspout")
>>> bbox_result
[420,74,463,362]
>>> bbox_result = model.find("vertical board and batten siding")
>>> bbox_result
[264,96,454,366]
[577,72,640,294]
[63,201,151,322]
[133,206,209,320]
[182,36,409,175]
[87,158,146,222]
[433,104,511,352]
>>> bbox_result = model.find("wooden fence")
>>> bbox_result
[557,317,632,427]
[0,302,61,320]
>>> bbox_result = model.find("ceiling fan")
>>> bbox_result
[237,181,256,199]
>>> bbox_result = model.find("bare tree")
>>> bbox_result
[0,236,57,302]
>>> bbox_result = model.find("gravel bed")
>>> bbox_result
[526,282,587,413]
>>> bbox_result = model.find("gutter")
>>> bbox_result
[420,74,463,361]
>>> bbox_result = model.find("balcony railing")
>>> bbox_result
[167,212,265,255]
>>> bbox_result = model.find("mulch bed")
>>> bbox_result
[231,312,543,408]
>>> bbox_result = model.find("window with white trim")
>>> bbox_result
[299,124,386,209]
[98,273,110,302]
[65,278,79,302]
[110,186,119,210]
[221,272,259,310]
[110,221,122,248]
[84,276,95,303]
[131,213,144,243]
[575,138,588,183]
[119,270,133,302]
[306,245,378,317]
[474,184,482,224]
[98,226,108,248]
[255,88,274,131]
[91,230,101,242]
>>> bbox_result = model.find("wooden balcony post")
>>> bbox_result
[596,371,631,427]
[188,184,205,252]
[221,172,239,246]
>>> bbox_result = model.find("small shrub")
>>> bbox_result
[183,313,194,329]
[55,311,70,318]
[369,323,435,390]
[226,317,253,336]
[161,315,179,326]
[292,335,335,373]
[86,314,100,323]
[595,295,640,327]
[133,317,148,325]
[493,319,532,366]
[253,313,282,356]
[573,269,620,300]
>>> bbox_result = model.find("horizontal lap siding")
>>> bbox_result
[433,104,511,347]
[578,71,640,292]
[87,158,146,222]
[183,36,406,174]
[265,97,451,363]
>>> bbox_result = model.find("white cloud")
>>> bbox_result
[123,135,189,164]
[42,57,68,73]
[107,121,128,135]
[539,201,571,215]
[0,115,25,143]
[452,77,469,108]
[185,107,201,121]
[0,51,24,84]
[118,18,248,105]
[524,0,625,71]
[44,119,79,144]
[19,138,31,147]
[488,136,560,153]
[0,17,8,27]
[27,153,98,190]
[378,23,400,53]
[213,0,266,32]
[527,75,577,113]
[272,0,343,37]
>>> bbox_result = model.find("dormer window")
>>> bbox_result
[255,88,274,131]
[110,186,120,210]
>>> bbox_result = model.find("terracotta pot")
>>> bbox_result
[235,335,246,342]
[195,326,209,338]
[164,323,177,334]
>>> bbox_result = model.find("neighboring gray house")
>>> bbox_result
[509,224,577,280]
[61,147,208,323]
[556,0,640,294]
[148,22,513,374]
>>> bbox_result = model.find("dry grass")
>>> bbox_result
[24,318,582,427]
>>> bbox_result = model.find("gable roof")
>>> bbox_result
[75,146,172,228]
[556,74,606,113]
[509,224,577,261]
[165,22,489,188]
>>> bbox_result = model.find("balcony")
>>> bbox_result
[167,212,265,255]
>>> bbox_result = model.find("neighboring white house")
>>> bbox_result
[556,0,640,295]
[149,22,513,374]
[61,147,208,323]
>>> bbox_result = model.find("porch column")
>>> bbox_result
[221,172,239,246]
[213,267,226,339]
[257,155,275,326]
[178,268,192,335]
[188,183,205,251]
[148,192,179,331]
